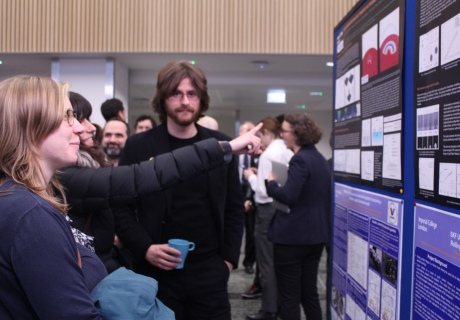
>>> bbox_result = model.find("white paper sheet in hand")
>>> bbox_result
[271,160,290,213]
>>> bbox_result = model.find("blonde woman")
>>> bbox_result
[0,75,105,318]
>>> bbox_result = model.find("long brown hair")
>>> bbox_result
[69,91,107,167]
[151,61,210,123]
[0,75,69,212]
[259,117,282,138]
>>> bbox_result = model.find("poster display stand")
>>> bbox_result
[331,0,460,319]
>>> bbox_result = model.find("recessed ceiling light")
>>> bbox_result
[267,90,286,104]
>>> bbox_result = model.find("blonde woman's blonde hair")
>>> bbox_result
[0,75,70,212]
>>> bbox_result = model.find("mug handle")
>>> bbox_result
[188,242,195,251]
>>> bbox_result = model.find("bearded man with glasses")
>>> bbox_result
[114,61,245,320]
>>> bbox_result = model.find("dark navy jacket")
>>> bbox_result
[0,180,104,319]
[267,144,331,245]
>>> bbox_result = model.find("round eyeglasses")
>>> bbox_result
[168,90,200,102]
[64,109,77,126]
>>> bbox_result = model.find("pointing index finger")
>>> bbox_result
[249,122,263,134]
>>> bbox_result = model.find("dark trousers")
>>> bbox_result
[274,243,324,320]
[326,244,331,320]
[152,254,231,320]
[255,204,277,313]
[243,206,256,267]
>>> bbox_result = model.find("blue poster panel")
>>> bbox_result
[413,0,460,209]
[412,204,460,319]
[332,183,403,320]
[333,0,405,192]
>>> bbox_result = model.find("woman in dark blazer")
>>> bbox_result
[266,113,331,320]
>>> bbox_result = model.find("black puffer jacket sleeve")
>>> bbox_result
[58,138,226,215]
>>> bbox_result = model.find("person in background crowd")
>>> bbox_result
[134,114,156,133]
[239,121,263,300]
[102,118,129,167]
[266,113,331,320]
[101,98,126,122]
[114,60,247,320]
[66,91,132,273]
[244,117,294,320]
[197,114,219,130]
[239,121,257,275]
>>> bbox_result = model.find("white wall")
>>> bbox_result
[114,60,129,122]
[51,58,130,127]
[53,58,109,127]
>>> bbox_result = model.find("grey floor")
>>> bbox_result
[228,246,328,320]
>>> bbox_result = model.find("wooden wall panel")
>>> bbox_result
[1,0,357,54]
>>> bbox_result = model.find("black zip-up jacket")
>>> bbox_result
[57,138,229,271]
[59,139,228,212]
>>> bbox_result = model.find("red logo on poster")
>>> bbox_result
[380,34,399,72]
[362,48,378,79]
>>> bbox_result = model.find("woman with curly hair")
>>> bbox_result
[266,113,331,320]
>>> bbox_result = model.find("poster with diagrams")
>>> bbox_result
[333,0,404,192]
[332,184,403,320]
[414,0,460,208]
[412,204,460,319]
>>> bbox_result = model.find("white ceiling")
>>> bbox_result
[0,52,334,118]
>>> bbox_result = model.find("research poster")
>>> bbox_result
[333,0,404,192]
[414,0,460,209]
[412,204,460,319]
[331,183,403,320]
